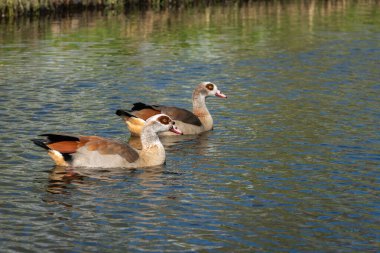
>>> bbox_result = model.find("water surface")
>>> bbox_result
[0,1,379,252]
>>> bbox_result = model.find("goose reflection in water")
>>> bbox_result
[45,165,165,195]
[127,132,210,150]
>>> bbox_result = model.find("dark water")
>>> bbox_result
[1,1,379,252]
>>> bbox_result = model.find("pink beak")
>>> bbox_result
[216,90,227,98]
[170,125,183,135]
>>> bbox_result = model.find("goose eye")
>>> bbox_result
[206,83,214,91]
[158,116,170,125]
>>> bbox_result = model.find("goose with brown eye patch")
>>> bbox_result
[31,114,182,168]
[116,81,227,136]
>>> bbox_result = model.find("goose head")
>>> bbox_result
[145,114,183,135]
[198,82,227,98]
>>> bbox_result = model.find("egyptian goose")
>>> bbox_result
[116,82,227,136]
[32,114,182,168]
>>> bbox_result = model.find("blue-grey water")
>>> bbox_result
[0,1,379,252]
